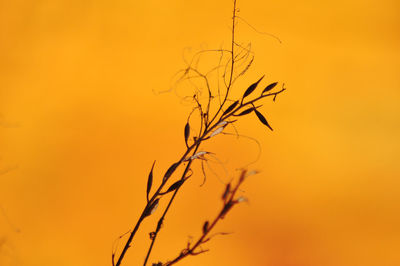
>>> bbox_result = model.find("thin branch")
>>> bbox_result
[162,170,249,266]
[143,144,201,265]
[236,16,282,44]
[113,1,285,265]
[207,0,238,128]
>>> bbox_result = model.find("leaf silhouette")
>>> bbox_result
[222,100,239,116]
[210,126,224,138]
[189,151,208,160]
[202,221,209,234]
[144,198,159,217]
[146,161,156,202]
[216,121,228,127]
[234,107,255,116]
[242,75,264,100]
[166,179,184,193]
[221,201,234,219]
[254,110,273,131]
[164,162,180,181]
[184,122,190,147]
[262,82,278,94]
[222,183,231,200]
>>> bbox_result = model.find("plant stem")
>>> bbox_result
[207,0,237,128]
[115,143,198,266]
[143,144,201,266]
[164,171,247,265]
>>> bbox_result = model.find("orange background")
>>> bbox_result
[1,0,399,265]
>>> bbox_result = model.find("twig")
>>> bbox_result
[112,1,285,265]
[162,170,250,266]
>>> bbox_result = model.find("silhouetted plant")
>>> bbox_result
[158,169,255,266]
[112,1,285,265]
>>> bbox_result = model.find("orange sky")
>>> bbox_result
[1,0,399,265]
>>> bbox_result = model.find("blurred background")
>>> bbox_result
[0,0,399,265]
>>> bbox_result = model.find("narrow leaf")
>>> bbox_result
[221,201,234,219]
[210,126,224,137]
[149,199,159,215]
[146,161,156,202]
[166,179,184,193]
[254,110,273,131]
[144,198,159,217]
[262,82,278,94]
[184,151,208,161]
[164,162,180,181]
[184,122,190,147]
[222,100,239,116]
[242,75,264,99]
[246,170,259,177]
[234,107,255,116]
[202,221,209,234]
[237,196,248,203]
[222,183,231,200]
[189,151,208,160]
[216,121,228,127]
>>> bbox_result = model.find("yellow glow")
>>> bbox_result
[1,0,399,265]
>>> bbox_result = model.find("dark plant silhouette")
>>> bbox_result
[112,1,285,265]
[156,169,254,266]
